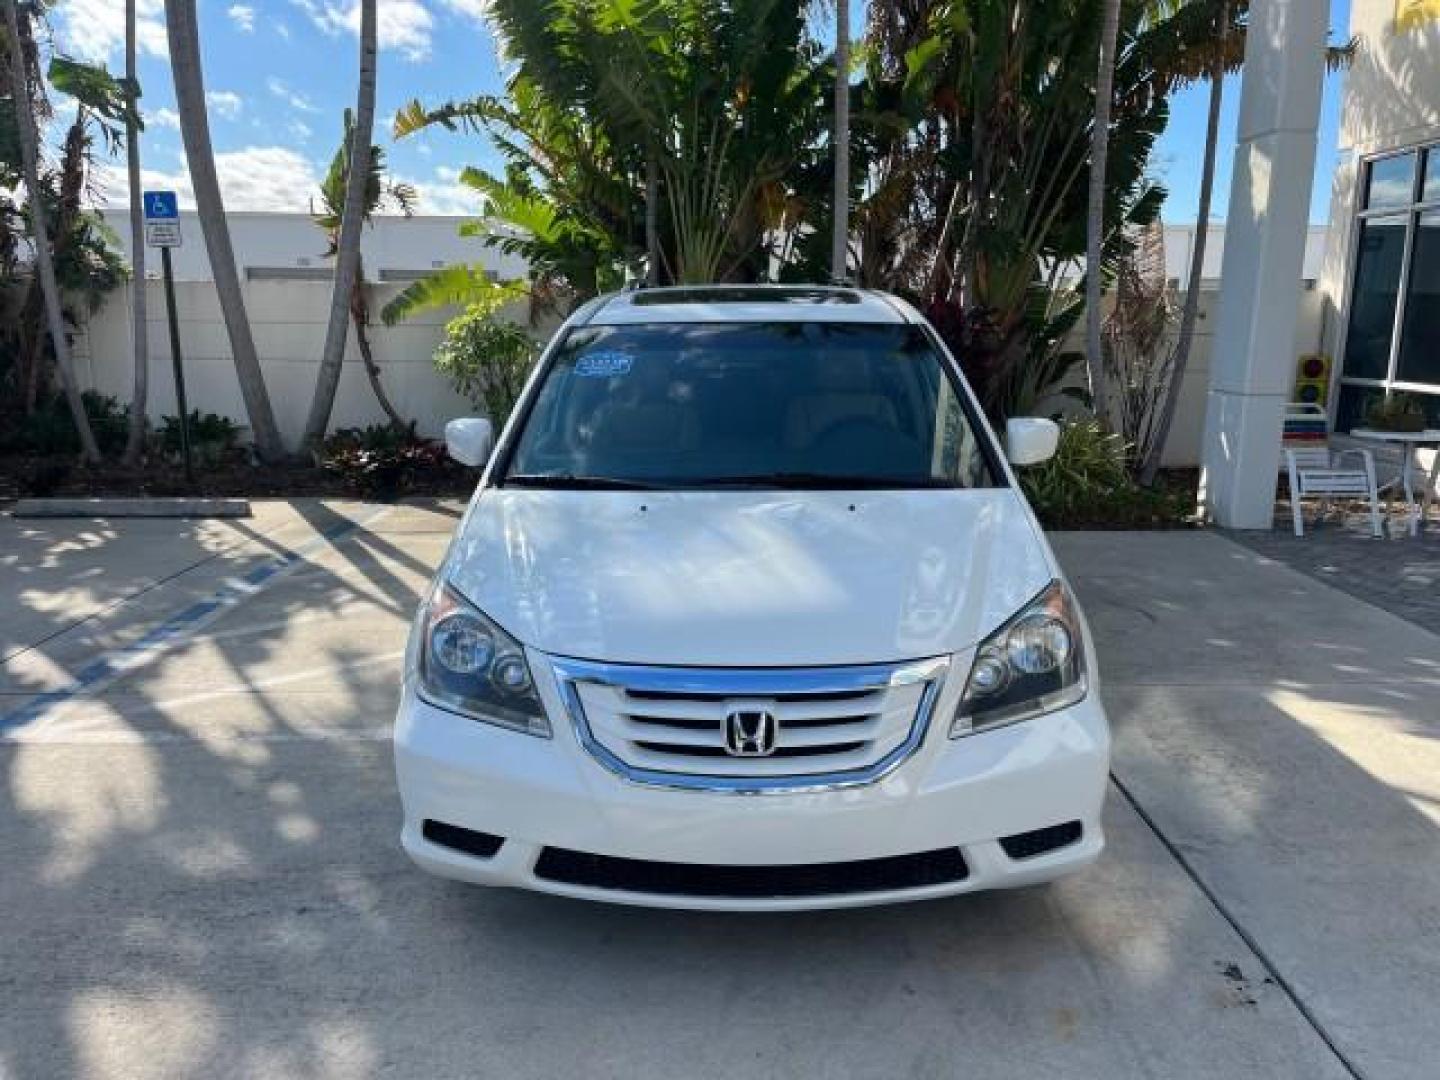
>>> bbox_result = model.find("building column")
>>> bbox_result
[1199,0,1329,528]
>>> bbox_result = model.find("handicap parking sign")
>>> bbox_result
[143,191,179,220]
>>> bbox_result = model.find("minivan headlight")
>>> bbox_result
[951,580,1086,737]
[416,583,551,737]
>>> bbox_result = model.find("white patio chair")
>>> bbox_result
[1281,403,1383,538]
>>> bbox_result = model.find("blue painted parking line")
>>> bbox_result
[1,507,391,734]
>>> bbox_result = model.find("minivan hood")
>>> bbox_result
[445,489,1054,667]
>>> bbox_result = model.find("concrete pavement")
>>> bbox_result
[1056,530,1440,1080]
[2,502,1434,1078]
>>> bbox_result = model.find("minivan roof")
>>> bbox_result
[582,284,915,326]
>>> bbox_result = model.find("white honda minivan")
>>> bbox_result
[394,285,1109,910]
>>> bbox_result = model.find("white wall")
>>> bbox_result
[1157,285,1324,466]
[1048,283,1323,467]
[75,277,1320,466]
[74,214,1323,465]
[1163,224,1328,287]
[93,210,528,283]
[78,212,528,450]
[75,278,521,448]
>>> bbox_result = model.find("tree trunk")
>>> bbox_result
[18,278,43,412]
[302,0,377,448]
[165,0,284,462]
[350,273,406,431]
[1084,0,1121,424]
[17,107,87,414]
[2,0,101,463]
[1140,19,1226,486]
[122,0,149,464]
[830,0,850,281]
[644,149,659,285]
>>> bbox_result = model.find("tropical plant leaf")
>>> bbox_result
[379,266,527,325]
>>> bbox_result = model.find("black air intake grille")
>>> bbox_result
[422,819,505,860]
[533,846,968,898]
[999,821,1083,860]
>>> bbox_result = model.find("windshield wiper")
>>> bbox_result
[695,473,958,490]
[504,473,661,491]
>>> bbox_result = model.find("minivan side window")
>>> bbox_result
[505,322,999,490]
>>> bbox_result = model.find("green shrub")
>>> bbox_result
[322,443,445,501]
[1018,420,1193,529]
[158,410,240,466]
[0,390,129,457]
[320,423,445,500]
[322,421,420,457]
[433,308,537,425]
[1364,391,1427,433]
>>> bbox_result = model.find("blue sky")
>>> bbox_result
[65,0,1349,225]
[71,0,506,216]
[1154,0,1351,226]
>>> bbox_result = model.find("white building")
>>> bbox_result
[1317,0,1440,432]
[1195,0,1440,526]
[79,211,525,448]
[99,210,527,283]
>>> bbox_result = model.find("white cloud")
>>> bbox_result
[395,167,482,217]
[289,119,314,143]
[205,91,244,120]
[94,147,323,212]
[266,77,319,114]
[438,0,489,23]
[55,0,167,62]
[291,0,434,61]
[228,4,256,32]
[276,21,293,40]
[147,107,181,130]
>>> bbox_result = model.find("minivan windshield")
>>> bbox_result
[503,322,998,490]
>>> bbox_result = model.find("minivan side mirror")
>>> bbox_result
[1005,417,1059,467]
[445,417,495,467]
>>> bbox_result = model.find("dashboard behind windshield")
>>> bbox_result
[503,321,1000,490]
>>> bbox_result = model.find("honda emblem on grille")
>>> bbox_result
[724,709,777,757]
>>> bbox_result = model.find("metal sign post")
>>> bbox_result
[143,191,192,483]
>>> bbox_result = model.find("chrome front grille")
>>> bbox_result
[551,657,950,793]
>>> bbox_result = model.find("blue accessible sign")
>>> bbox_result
[142,190,182,248]
[143,190,179,220]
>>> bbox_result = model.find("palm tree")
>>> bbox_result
[122,0,148,464]
[1085,0,1122,423]
[164,0,284,462]
[1139,2,1226,485]
[2,0,101,462]
[302,0,376,448]
[311,109,415,433]
[1134,0,1352,482]
[831,0,849,281]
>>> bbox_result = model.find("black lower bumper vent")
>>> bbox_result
[532,846,968,898]
[422,819,505,860]
[999,821,1083,860]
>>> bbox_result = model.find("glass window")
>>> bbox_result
[1342,216,1408,380]
[1335,383,1373,433]
[1396,211,1440,385]
[1365,153,1417,209]
[506,322,999,490]
[1424,149,1440,204]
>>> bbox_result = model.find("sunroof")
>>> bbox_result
[631,286,863,306]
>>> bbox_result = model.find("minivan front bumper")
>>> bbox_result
[393,651,1109,911]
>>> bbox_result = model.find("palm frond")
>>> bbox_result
[379,265,527,325]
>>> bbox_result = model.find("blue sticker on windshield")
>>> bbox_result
[575,351,633,378]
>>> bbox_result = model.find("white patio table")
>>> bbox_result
[1350,427,1440,536]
